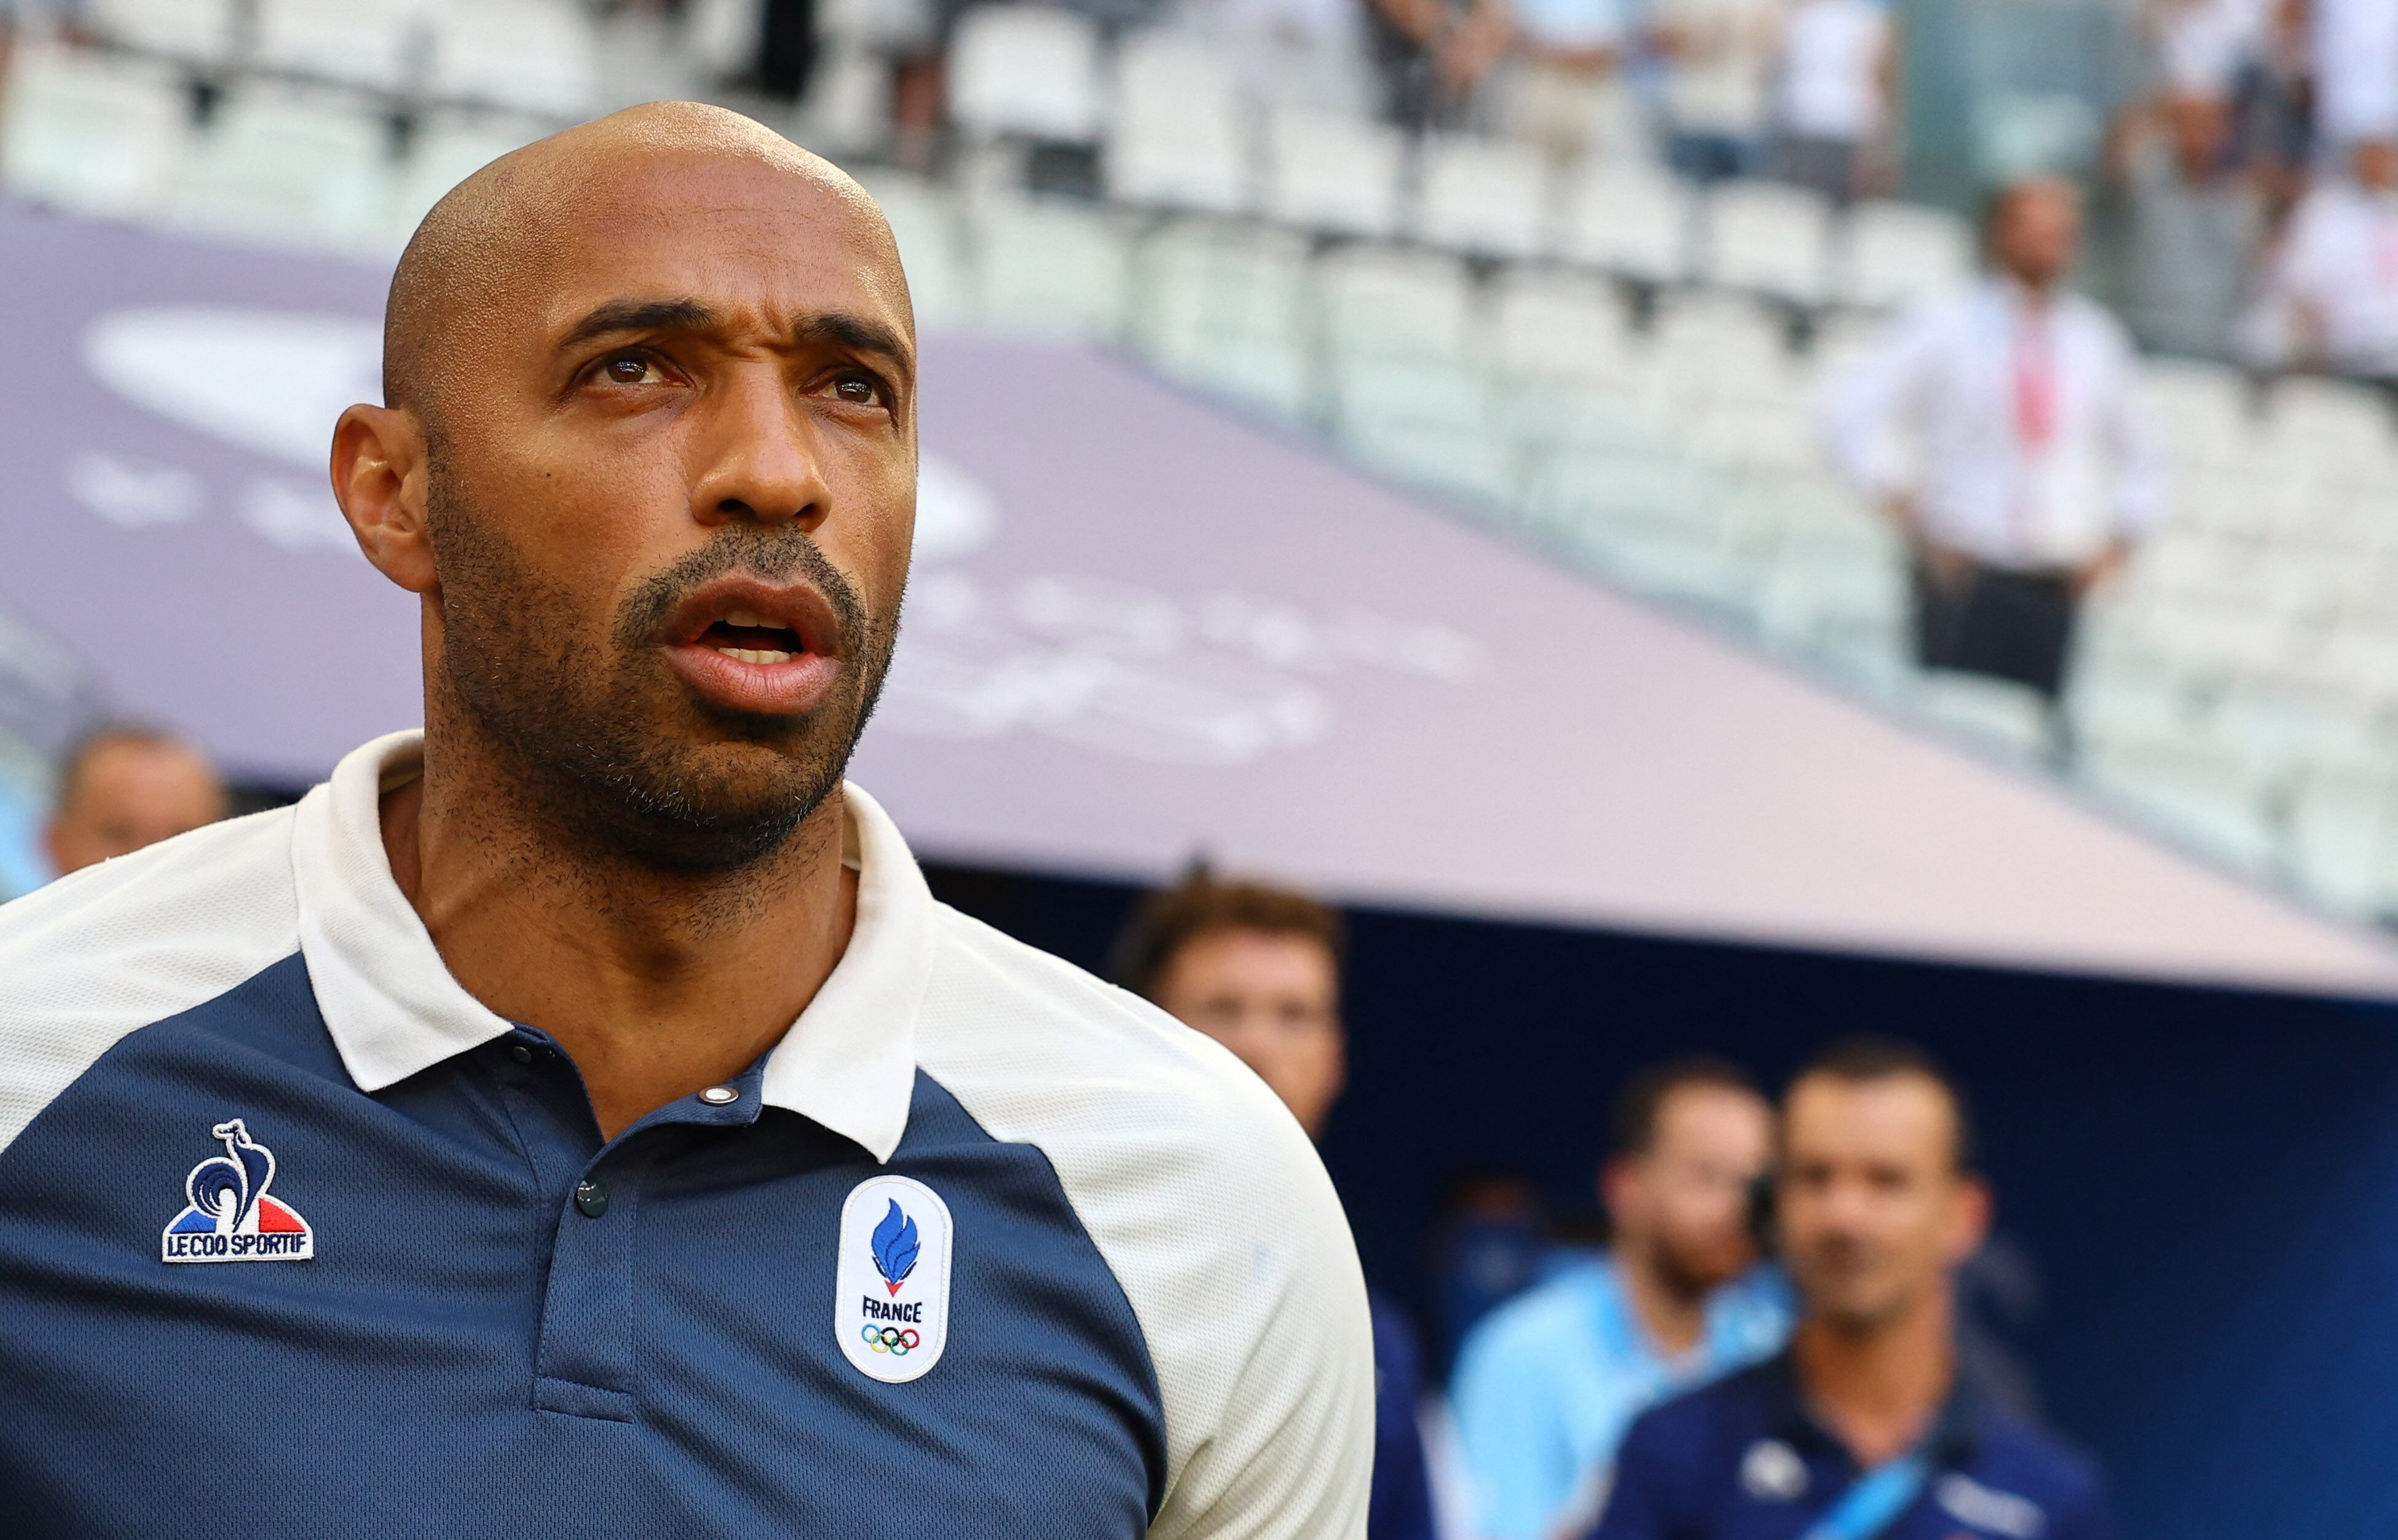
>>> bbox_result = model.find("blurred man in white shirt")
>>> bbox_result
[1821,178,2166,700]
[1648,0,1779,180]
[2246,138,2398,376]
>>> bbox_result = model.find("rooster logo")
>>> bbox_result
[162,1119,313,1263]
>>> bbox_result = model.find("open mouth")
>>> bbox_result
[696,609,806,666]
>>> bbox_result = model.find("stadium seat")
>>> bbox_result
[255,0,427,95]
[1414,132,1550,261]
[1486,269,1639,387]
[1262,106,1406,239]
[971,195,1135,341]
[428,0,599,117]
[1906,673,2054,762]
[391,113,546,244]
[856,172,973,328]
[948,4,1106,146]
[1105,29,1252,215]
[1651,293,1797,409]
[795,44,899,157]
[2285,766,2398,914]
[1315,245,1477,365]
[1845,199,1972,310]
[0,44,194,218]
[1561,162,1691,283]
[1703,179,1833,304]
[1127,220,1314,416]
[170,84,393,252]
[2082,736,2274,873]
[84,0,240,69]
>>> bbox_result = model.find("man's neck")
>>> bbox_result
[1791,1284,1957,1468]
[1617,1239,1708,1360]
[382,732,858,1141]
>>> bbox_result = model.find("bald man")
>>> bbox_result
[0,105,1371,1538]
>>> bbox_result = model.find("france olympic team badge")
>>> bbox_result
[161,1119,314,1263]
[835,1174,953,1384]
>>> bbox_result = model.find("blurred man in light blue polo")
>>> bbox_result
[1453,1058,1789,1540]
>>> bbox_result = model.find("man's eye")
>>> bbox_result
[600,355,660,385]
[831,374,884,405]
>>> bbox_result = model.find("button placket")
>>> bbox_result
[532,1151,647,1423]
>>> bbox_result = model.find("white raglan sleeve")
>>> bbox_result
[910,922,1376,1540]
[1142,1108,1376,1540]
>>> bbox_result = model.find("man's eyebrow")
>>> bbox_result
[794,312,913,376]
[558,298,720,349]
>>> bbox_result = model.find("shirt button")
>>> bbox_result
[510,1045,534,1064]
[698,1085,738,1105]
[574,1180,610,1219]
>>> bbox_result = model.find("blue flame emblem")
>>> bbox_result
[870,1199,920,1296]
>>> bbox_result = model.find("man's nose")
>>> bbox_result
[688,367,832,529]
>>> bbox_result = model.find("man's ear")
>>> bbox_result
[331,404,436,594]
[1947,1175,1994,1266]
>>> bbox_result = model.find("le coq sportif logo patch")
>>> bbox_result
[162,1119,314,1263]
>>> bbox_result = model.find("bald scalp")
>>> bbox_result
[382,101,904,425]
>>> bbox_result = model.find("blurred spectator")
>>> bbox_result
[1647,0,1778,181]
[1117,868,1439,1540]
[1489,0,1637,164]
[42,723,226,879]
[2244,138,2398,377]
[1767,0,1895,203]
[1821,178,2164,703]
[2109,89,2263,357]
[1584,1039,2111,1540]
[1368,0,1513,128]
[1450,1060,1788,1540]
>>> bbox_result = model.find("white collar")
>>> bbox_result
[291,730,934,1163]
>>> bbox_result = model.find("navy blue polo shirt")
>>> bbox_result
[1585,1349,2112,1540]
[0,732,1375,1538]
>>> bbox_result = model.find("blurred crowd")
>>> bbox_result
[1117,866,2102,1540]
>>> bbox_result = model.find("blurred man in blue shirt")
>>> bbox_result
[1453,1059,1789,1540]
[1119,870,1440,1540]
[1585,1039,2110,1540]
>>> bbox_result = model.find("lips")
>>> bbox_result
[659,577,847,716]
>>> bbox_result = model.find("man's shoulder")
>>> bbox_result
[1620,1352,1778,1460]
[0,806,303,1151]
[1960,1412,2110,1516]
[1461,1259,1617,1370]
[913,903,1374,1533]
[0,804,301,988]
[916,900,1314,1163]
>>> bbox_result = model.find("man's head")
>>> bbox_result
[2162,94,2231,183]
[2354,137,2398,193]
[44,724,227,875]
[1117,871,1346,1139]
[1602,1058,1773,1300]
[1984,176,2083,292]
[1777,1037,1990,1337]
[333,103,917,875]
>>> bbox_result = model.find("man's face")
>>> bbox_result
[416,153,916,871]
[45,740,226,875]
[2356,139,2398,192]
[1152,928,1346,1139]
[1608,1084,1773,1297]
[1777,1073,1987,1333]
[1991,183,2082,291]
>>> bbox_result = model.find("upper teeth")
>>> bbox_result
[724,609,792,630]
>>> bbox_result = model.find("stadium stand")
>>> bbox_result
[6,0,2398,928]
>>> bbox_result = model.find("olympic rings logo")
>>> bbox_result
[861,1324,921,1356]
